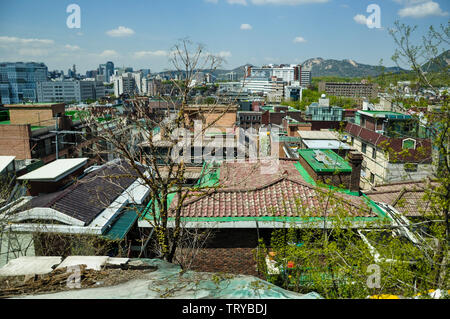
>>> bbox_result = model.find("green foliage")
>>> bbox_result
[281,87,359,110]
[256,182,449,298]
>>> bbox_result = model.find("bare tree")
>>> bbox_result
[0,176,34,266]
[83,39,237,264]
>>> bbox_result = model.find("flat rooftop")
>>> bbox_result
[5,103,64,108]
[0,120,49,131]
[298,149,352,173]
[18,158,88,182]
[358,110,412,119]
[297,130,338,140]
[303,139,352,150]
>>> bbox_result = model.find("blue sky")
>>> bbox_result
[0,0,448,73]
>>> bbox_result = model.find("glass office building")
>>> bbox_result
[0,62,48,104]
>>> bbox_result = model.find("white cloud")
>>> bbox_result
[240,23,253,30]
[64,44,80,51]
[398,1,448,18]
[293,36,306,43]
[133,50,169,58]
[251,0,328,4]
[0,36,54,57]
[0,36,54,46]
[99,50,119,58]
[353,14,368,25]
[18,48,49,56]
[217,51,232,58]
[227,0,248,5]
[106,26,135,37]
[222,0,329,5]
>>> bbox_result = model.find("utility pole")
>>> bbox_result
[55,116,59,160]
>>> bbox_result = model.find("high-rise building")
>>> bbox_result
[97,61,115,83]
[299,66,311,87]
[245,64,311,87]
[140,69,151,77]
[113,73,136,97]
[0,62,48,104]
[36,80,104,103]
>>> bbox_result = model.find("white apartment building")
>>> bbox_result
[36,80,104,103]
[247,64,311,86]
[113,73,136,97]
[241,77,272,95]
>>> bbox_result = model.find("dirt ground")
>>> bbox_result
[0,265,156,298]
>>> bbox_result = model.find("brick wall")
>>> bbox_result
[9,104,65,126]
[297,154,352,189]
[10,108,53,126]
[205,112,236,130]
[176,228,273,276]
[0,124,31,159]
[309,121,344,131]
[182,247,259,276]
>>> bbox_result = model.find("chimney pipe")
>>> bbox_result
[348,150,363,193]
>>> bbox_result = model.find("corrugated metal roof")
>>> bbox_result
[103,209,139,240]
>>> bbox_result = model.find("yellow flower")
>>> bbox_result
[370,294,400,299]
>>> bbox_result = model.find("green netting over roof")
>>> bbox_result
[294,160,388,219]
[298,149,352,173]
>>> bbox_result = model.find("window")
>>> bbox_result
[361,143,367,154]
[402,138,416,150]
[350,136,354,146]
[372,147,376,160]
[370,173,375,184]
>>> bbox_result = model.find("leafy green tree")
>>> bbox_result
[259,21,449,299]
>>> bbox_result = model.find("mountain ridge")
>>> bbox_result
[155,52,450,79]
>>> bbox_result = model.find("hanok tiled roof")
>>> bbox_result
[168,160,376,219]
[219,160,305,189]
[29,161,140,225]
[172,176,374,218]
[366,180,437,217]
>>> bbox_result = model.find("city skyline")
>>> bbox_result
[0,0,449,73]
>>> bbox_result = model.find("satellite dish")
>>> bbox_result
[321,94,326,98]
